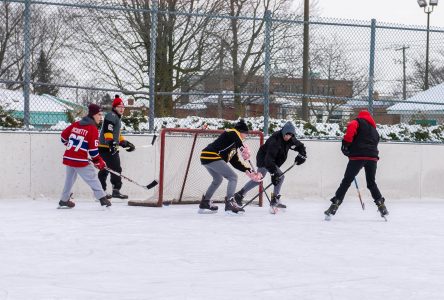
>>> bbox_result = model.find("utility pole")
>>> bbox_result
[301,0,310,121]
[395,46,409,100]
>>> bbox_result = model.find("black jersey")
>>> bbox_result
[200,129,250,172]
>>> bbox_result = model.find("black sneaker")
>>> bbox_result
[234,192,244,206]
[112,189,128,199]
[198,197,218,214]
[99,197,112,207]
[225,197,245,214]
[375,198,389,217]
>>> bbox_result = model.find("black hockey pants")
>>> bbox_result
[98,148,123,191]
[335,160,382,201]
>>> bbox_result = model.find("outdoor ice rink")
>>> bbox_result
[0,198,443,300]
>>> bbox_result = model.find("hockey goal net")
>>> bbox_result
[129,127,264,207]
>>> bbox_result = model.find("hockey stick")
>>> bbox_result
[354,178,365,210]
[241,161,297,209]
[89,159,158,190]
[139,134,158,148]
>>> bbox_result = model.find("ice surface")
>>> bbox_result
[0,198,443,300]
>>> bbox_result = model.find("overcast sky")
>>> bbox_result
[293,0,444,28]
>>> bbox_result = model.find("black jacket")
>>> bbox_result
[349,118,379,159]
[200,129,250,172]
[257,123,306,173]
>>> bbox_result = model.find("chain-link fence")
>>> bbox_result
[1,0,444,141]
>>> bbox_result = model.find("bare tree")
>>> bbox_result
[0,2,72,92]
[408,52,444,92]
[308,35,368,122]
[226,0,295,116]
[69,0,223,117]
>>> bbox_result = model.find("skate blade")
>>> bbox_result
[324,213,332,221]
[198,209,218,214]
[224,210,244,216]
[57,206,73,209]
[269,206,279,214]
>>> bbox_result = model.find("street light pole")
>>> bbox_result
[417,0,438,90]
[424,8,431,90]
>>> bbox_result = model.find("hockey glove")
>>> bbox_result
[120,140,136,152]
[107,140,118,155]
[92,157,106,170]
[246,170,263,182]
[341,140,351,157]
[270,172,282,186]
[295,153,306,165]
[240,144,251,160]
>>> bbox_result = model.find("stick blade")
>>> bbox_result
[146,180,158,189]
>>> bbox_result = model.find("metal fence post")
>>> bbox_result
[23,0,31,128]
[149,0,158,132]
[263,10,272,135]
[368,18,376,115]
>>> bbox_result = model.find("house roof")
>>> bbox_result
[0,88,75,113]
[387,83,444,114]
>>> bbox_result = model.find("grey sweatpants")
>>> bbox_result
[60,165,107,201]
[238,166,285,196]
[203,160,238,200]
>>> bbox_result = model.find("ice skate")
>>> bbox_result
[324,197,342,221]
[225,197,245,215]
[112,189,128,199]
[234,191,244,206]
[99,196,112,207]
[198,195,218,214]
[58,193,75,209]
[375,197,388,221]
[270,193,286,210]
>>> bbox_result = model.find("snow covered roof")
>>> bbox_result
[0,88,75,113]
[387,83,444,114]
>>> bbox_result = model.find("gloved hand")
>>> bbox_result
[246,170,262,182]
[341,140,351,157]
[295,153,306,165]
[92,157,106,170]
[270,171,282,186]
[240,144,251,160]
[120,140,135,152]
[107,140,118,155]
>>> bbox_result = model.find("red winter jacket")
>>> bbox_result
[61,117,101,167]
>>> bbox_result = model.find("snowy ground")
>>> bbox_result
[0,198,443,300]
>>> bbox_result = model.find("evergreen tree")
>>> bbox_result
[0,105,23,128]
[34,49,59,96]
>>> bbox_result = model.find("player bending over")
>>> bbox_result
[199,119,262,214]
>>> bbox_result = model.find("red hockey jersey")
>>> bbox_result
[61,117,100,167]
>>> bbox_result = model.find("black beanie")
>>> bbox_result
[88,103,102,118]
[234,119,249,133]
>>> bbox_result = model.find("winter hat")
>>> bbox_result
[234,119,249,133]
[88,103,102,118]
[281,121,296,137]
[112,94,124,108]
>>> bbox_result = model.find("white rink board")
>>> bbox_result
[1,131,444,201]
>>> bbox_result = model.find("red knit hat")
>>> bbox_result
[112,95,124,108]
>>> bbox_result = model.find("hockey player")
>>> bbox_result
[98,95,136,199]
[324,110,388,220]
[233,121,307,210]
[199,119,262,214]
[59,104,111,208]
